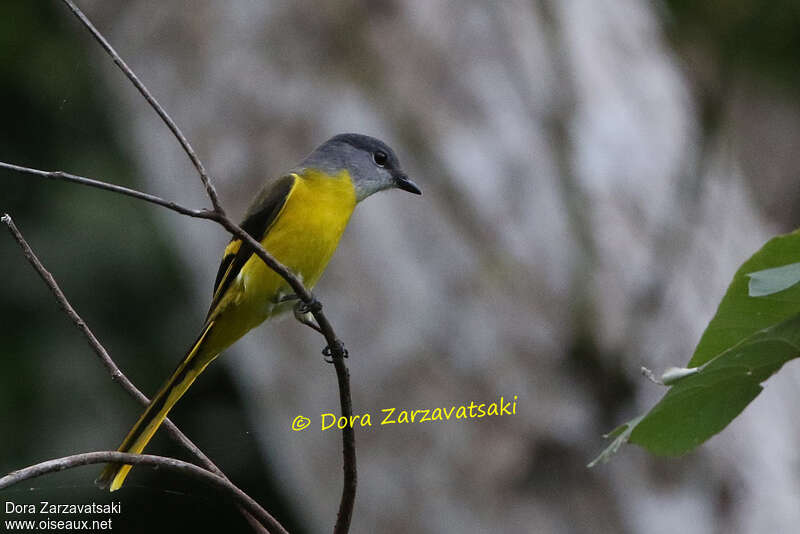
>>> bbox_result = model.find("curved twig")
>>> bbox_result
[0,451,288,534]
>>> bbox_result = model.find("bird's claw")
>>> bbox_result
[322,340,348,363]
[295,297,322,315]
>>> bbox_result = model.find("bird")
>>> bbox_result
[96,133,421,491]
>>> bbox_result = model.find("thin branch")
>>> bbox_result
[331,358,356,532]
[0,161,213,219]
[60,0,223,213]
[1,214,271,534]
[0,451,288,534]
[1,214,214,472]
[217,210,356,534]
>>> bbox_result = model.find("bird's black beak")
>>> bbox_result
[393,172,422,195]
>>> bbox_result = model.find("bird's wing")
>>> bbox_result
[205,173,297,320]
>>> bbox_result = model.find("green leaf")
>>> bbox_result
[747,262,800,297]
[629,314,800,455]
[592,229,800,465]
[689,229,800,368]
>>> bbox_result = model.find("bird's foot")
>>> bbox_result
[322,339,348,363]
[295,296,323,315]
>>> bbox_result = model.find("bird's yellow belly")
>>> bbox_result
[203,170,356,354]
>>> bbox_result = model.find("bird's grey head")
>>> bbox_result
[297,133,421,202]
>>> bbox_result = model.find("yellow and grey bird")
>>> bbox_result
[96,133,421,491]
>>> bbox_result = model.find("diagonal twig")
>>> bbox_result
[0,162,213,219]
[1,214,215,472]
[60,0,223,213]
[0,451,288,534]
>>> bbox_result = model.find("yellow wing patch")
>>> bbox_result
[224,239,242,257]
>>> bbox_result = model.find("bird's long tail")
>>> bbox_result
[96,321,217,492]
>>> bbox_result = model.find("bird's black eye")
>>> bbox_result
[373,150,388,167]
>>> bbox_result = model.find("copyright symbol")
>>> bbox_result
[292,415,311,431]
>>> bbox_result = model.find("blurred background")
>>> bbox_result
[2,1,800,533]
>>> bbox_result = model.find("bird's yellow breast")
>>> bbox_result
[256,169,357,290]
[216,169,356,332]
[190,169,357,361]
